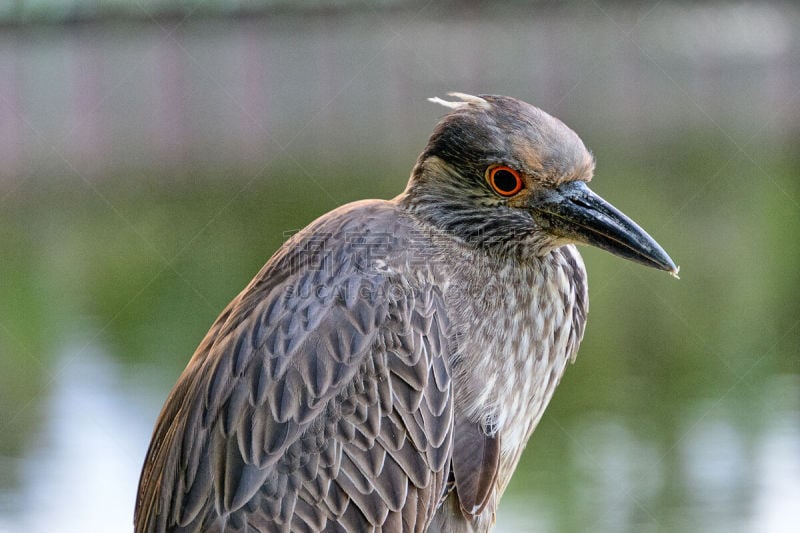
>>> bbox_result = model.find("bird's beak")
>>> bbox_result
[529,181,678,275]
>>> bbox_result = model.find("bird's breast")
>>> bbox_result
[445,245,587,491]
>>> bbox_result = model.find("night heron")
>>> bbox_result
[135,93,677,532]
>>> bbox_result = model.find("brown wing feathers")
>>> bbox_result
[135,242,455,532]
[451,412,501,520]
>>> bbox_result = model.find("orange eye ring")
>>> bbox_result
[486,165,523,197]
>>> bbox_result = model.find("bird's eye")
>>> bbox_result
[487,165,523,197]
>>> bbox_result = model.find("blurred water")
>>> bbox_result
[0,347,151,533]
[0,347,796,532]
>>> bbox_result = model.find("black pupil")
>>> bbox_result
[493,170,517,193]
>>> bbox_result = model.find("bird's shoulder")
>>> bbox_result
[269,198,437,277]
[135,198,454,532]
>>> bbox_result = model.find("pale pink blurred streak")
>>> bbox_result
[0,49,22,182]
[154,31,188,168]
[68,31,105,177]
[237,20,271,166]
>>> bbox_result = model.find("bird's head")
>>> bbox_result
[401,93,677,274]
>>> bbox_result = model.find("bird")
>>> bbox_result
[135,93,677,533]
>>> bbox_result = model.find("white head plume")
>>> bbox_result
[428,92,490,110]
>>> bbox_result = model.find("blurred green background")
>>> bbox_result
[0,1,798,532]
